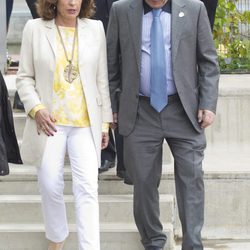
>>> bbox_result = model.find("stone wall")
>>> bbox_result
[206,74,250,146]
[7,12,32,45]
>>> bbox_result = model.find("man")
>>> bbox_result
[201,0,218,30]
[93,0,126,178]
[0,70,22,176]
[12,0,39,110]
[6,0,39,31]
[25,0,39,19]
[107,0,219,249]
[6,0,14,31]
[94,0,116,32]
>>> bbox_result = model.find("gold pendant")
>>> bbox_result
[64,63,78,83]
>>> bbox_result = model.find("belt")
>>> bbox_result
[139,94,179,103]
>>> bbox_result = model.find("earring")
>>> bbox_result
[51,4,56,10]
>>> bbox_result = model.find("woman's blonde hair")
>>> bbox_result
[36,0,95,20]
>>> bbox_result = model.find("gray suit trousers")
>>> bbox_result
[124,95,206,250]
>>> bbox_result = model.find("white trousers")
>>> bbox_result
[37,126,100,250]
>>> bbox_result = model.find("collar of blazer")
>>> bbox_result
[127,0,186,70]
[43,18,88,60]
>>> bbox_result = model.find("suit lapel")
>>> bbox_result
[77,19,89,93]
[77,19,87,67]
[171,0,186,65]
[44,19,57,58]
[128,0,143,72]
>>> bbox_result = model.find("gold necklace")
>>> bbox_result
[56,23,78,83]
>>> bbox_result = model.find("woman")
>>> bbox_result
[16,0,113,249]
[6,0,14,31]
[0,70,22,176]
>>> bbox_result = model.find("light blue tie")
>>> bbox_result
[150,9,167,112]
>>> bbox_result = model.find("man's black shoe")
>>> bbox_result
[116,170,125,179]
[108,160,115,169]
[98,160,115,174]
[145,248,163,250]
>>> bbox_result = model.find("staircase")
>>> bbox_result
[1,72,175,250]
[0,189,174,249]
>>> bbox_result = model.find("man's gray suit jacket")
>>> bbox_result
[107,0,220,136]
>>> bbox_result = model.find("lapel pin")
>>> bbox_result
[179,12,185,17]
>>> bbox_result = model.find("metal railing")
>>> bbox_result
[238,0,250,39]
[214,0,250,73]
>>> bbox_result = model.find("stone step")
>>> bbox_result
[0,223,175,250]
[2,147,250,195]
[175,240,250,250]
[0,164,174,196]
[1,160,250,240]
[174,155,250,240]
[0,194,174,225]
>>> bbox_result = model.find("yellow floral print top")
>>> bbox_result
[52,26,90,127]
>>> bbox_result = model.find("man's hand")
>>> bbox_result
[35,109,57,136]
[110,112,118,129]
[197,109,215,128]
[101,132,109,149]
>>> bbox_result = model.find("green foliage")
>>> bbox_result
[213,0,250,73]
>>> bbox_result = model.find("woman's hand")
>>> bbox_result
[110,112,118,129]
[101,132,109,149]
[35,109,57,136]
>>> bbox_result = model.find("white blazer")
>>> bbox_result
[16,18,113,167]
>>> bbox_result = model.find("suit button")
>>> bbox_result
[135,94,139,98]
